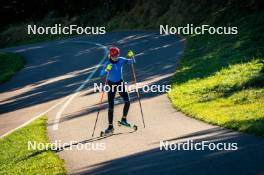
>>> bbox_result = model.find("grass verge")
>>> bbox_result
[0,116,66,174]
[168,12,264,136]
[0,52,25,84]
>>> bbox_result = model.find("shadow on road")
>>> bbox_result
[0,32,184,116]
[71,127,264,175]
[55,130,136,153]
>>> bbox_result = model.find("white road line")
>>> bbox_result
[52,41,108,130]
[0,41,108,138]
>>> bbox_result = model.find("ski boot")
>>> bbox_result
[118,118,138,131]
[100,125,114,137]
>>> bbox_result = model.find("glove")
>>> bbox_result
[127,50,134,58]
[105,64,112,72]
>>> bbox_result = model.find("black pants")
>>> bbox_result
[107,80,130,125]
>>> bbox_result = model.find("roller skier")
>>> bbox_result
[99,47,137,136]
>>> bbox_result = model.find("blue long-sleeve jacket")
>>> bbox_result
[100,57,135,82]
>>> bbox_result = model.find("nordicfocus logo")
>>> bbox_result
[160,140,238,151]
[93,82,171,93]
[27,24,106,35]
[160,24,238,35]
[28,140,106,151]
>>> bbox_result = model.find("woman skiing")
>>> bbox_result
[100,47,135,135]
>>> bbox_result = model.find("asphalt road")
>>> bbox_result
[0,32,264,175]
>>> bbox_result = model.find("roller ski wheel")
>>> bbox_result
[118,120,138,131]
[100,128,114,137]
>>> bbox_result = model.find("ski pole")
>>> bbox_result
[131,63,146,128]
[92,72,109,137]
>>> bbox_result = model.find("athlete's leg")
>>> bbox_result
[118,81,130,118]
[107,81,116,127]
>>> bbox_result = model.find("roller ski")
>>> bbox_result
[100,125,114,137]
[118,118,138,131]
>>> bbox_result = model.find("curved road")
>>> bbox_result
[0,32,264,175]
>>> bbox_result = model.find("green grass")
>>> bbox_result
[0,52,25,84]
[0,25,65,48]
[0,116,66,175]
[168,12,264,136]
[0,17,77,48]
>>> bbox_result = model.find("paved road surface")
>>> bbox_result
[0,32,264,175]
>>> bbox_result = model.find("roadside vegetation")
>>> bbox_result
[0,52,25,84]
[0,116,66,174]
[1,0,262,48]
[169,12,264,136]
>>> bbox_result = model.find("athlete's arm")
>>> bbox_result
[100,60,110,76]
[119,57,136,65]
